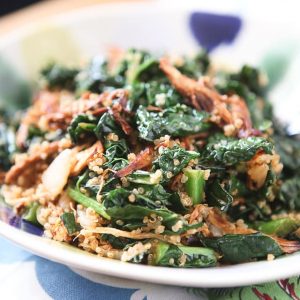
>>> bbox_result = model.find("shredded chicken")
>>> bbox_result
[189,204,254,236]
[115,147,154,178]
[71,141,104,176]
[110,103,133,135]
[16,91,62,148]
[16,89,129,144]
[5,139,71,185]
[274,237,300,254]
[159,58,254,137]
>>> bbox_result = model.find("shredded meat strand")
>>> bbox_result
[115,147,154,178]
[17,89,129,145]
[5,140,71,184]
[159,58,254,137]
[274,237,300,254]
[16,91,61,148]
[111,103,133,135]
[71,141,104,176]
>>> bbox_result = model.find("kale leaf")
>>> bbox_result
[94,112,124,140]
[206,180,233,211]
[128,81,182,110]
[41,63,79,90]
[215,65,272,128]
[136,105,210,141]
[60,212,81,234]
[68,114,98,144]
[103,139,129,168]
[101,234,134,249]
[152,145,200,181]
[103,184,171,210]
[76,56,124,93]
[177,51,210,78]
[200,233,283,263]
[201,134,273,166]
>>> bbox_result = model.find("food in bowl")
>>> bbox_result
[1,48,300,267]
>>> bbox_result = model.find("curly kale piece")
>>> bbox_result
[152,145,200,182]
[206,180,233,212]
[106,204,202,234]
[68,114,98,144]
[60,212,81,234]
[116,49,161,84]
[41,63,79,90]
[76,56,124,93]
[103,185,201,233]
[94,112,124,140]
[101,234,134,250]
[201,133,273,166]
[231,65,264,96]
[128,81,182,110]
[103,185,172,210]
[200,233,283,263]
[136,105,210,141]
[103,139,129,168]
[151,241,217,268]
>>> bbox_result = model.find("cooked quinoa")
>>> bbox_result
[1,48,300,267]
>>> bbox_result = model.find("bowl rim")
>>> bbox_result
[1,220,299,288]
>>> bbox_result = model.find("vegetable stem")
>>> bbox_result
[183,169,205,204]
[67,186,111,220]
[257,218,298,237]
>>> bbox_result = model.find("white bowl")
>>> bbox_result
[1,1,300,287]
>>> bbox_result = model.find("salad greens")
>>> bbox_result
[1,48,300,268]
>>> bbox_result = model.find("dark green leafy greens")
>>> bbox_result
[68,114,98,143]
[152,241,217,267]
[201,134,273,166]
[41,63,79,90]
[201,233,283,263]
[152,146,200,181]
[206,180,233,211]
[3,47,300,269]
[60,212,81,234]
[136,104,210,141]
